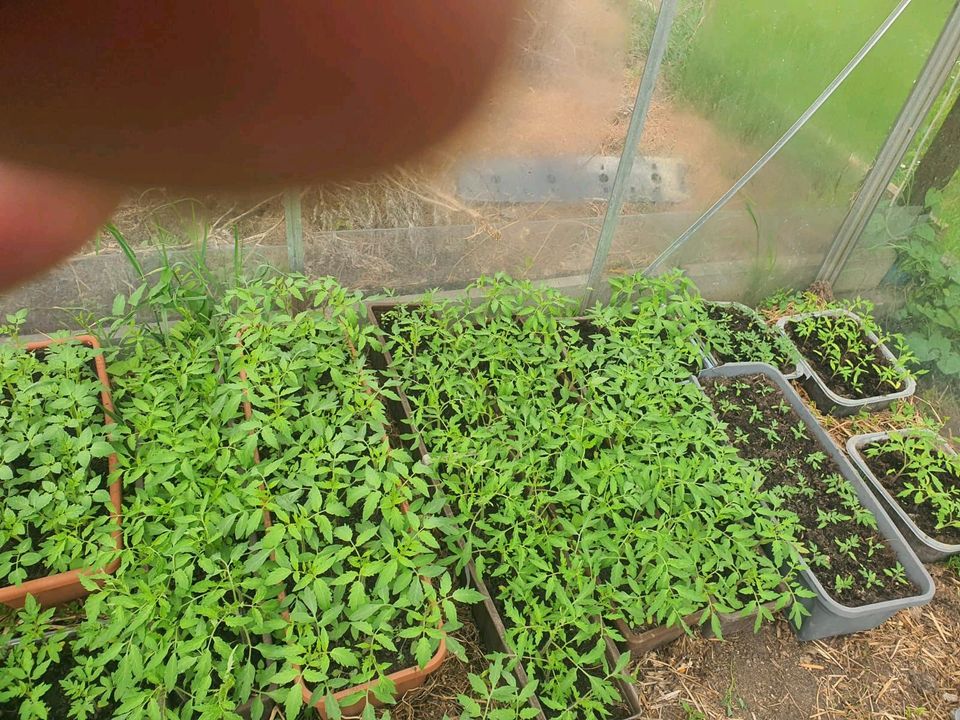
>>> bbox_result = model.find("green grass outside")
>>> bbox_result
[628,1,960,392]
[631,0,954,196]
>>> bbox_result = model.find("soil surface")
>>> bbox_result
[702,374,918,606]
[633,565,960,720]
[785,318,905,400]
[863,442,960,545]
[706,304,794,374]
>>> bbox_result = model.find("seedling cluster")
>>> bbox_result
[222,277,462,716]
[702,303,799,374]
[863,431,960,544]
[0,323,116,589]
[0,271,471,720]
[0,598,78,718]
[0,266,935,719]
[702,374,916,607]
[786,307,914,399]
[380,273,805,718]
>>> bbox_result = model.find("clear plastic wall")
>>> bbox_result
[1,0,957,329]
[623,0,954,302]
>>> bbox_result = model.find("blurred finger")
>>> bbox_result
[0,1,519,189]
[0,163,121,290]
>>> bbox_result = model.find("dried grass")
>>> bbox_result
[792,383,937,450]
[633,567,960,720]
[807,568,960,719]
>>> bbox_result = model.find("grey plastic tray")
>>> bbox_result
[697,362,935,641]
[705,301,803,380]
[776,309,916,416]
[847,430,960,563]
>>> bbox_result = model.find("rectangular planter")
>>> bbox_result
[0,335,123,609]
[367,302,644,719]
[705,301,803,380]
[847,430,960,563]
[776,309,915,416]
[570,322,780,655]
[698,362,935,641]
[237,328,447,719]
[613,595,781,656]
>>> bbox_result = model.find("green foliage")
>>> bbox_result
[69,276,281,719]
[0,332,117,587]
[0,596,72,720]
[7,266,929,718]
[864,430,960,535]
[894,192,960,378]
[0,270,473,719]
[454,654,540,720]
[379,271,803,718]
[220,276,457,714]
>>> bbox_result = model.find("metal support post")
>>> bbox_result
[284,189,305,274]
[818,0,960,286]
[583,0,679,307]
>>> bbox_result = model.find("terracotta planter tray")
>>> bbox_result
[0,335,122,609]
[614,597,780,656]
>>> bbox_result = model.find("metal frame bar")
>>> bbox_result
[642,0,915,279]
[284,189,304,273]
[583,0,678,307]
[817,0,960,286]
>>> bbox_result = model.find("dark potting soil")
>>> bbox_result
[701,374,918,606]
[784,318,905,399]
[862,443,960,545]
[570,319,609,352]
[372,637,416,675]
[707,304,794,374]
[0,646,115,720]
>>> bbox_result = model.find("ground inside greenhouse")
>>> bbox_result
[635,564,960,720]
